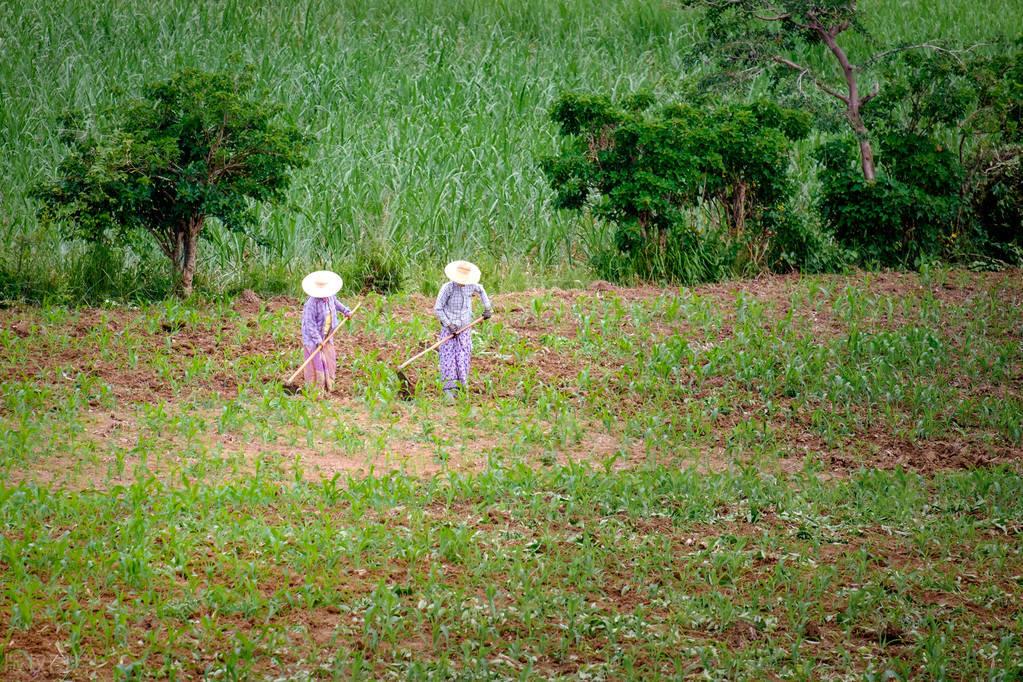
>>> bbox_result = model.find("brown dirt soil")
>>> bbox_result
[2,270,1021,489]
[3,623,71,681]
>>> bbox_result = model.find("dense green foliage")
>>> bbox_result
[816,136,960,267]
[2,0,1021,300]
[34,68,308,295]
[819,43,1023,267]
[543,94,818,282]
[959,45,1023,253]
[975,155,1023,253]
[681,0,1021,270]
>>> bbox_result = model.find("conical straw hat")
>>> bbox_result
[444,260,481,285]
[302,270,343,298]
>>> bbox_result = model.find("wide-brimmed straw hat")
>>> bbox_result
[444,260,481,285]
[302,270,343,298]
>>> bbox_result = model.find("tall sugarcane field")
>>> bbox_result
[1,0,1022,679]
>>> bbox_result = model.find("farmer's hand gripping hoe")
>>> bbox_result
[394,316,485,400]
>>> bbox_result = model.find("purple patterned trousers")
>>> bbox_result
[303,341,337,391]
[438,329,472,390]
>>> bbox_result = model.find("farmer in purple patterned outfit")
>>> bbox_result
[434,260,492,402]
[300,270,352,393]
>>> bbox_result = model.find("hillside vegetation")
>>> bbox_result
[2,0,1021,297]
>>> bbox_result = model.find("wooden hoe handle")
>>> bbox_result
[397,316,484,371]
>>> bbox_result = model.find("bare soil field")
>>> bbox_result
[1,270,1021,680]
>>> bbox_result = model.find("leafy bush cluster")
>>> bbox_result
[542,94,835,283]
[819,44,1023,267]
[544,39,1021,279]
[816,134,962,267]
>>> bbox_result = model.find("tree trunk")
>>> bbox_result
[173,216,203,297]
[173,228,185,274]
[846,102,876,181]
[819,27,877,182]
[729,181,747,237]
[856,135,876,181]
[180,216,203,297]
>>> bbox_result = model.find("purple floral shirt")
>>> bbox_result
[434,282,492,330]
[301,295,352,347]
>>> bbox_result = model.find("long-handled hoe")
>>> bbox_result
[283,302,361,394]
[394,316,484,400]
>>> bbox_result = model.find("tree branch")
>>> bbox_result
[818,28,859,101]
[861,82,881,105]
[757,3,817,30]
[829,20,851,39]
[771,56,849,103]
[148,226,175,262]
[867,42,981,67]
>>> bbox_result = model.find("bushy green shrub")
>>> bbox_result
[763,205,849,274]
[817,136,961,267]
[65,241,174,303]
[228,261,295,298]
[971,151,1022,252]
[854,41,1023,264]
[965,43,1022,254]
[0,238,173,304]
[542,93,815,283]
[588,223,737,285]
[343,242,406,295]
[0,263,63,304]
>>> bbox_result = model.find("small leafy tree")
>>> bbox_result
[36,68,308,296]
[681,0,965,182]
[820,40,1023,265]
[542,93,811,281]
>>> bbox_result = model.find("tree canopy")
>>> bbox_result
[683,0,888,180]
[36,68,308,295]
[542,94,812,280]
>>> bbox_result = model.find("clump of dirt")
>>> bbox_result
[819,435,1022,476]
[3,622,65,680]
[234,289,262,314]
[721,620,763,647]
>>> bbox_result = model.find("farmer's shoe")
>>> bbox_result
[443,389,456,404]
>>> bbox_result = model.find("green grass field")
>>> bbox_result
[2,2,1022,677]
[2,0,1022,294]
[1,268,1021,679]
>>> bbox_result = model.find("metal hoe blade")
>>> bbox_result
[395,368,415,401]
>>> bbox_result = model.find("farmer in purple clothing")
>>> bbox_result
[434,260,492,402]
[300,270,352,392]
